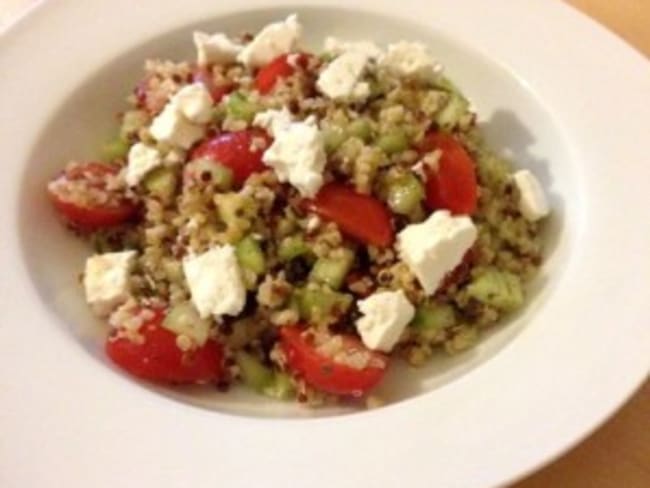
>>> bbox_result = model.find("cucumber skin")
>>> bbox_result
[236,235,266,275]
[309,250,354,290]
[466,268,524,312]
[236,351,274,392]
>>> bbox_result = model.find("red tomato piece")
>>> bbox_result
[305,183,394,247]
[106,309,224,384]
[190,130,271,186]
[255,53,310,94]
[279,327,388,397]
[419,132,478,215]
[48,162,137,230]
[192,67,235,102]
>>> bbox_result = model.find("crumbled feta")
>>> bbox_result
[84,251,137,317]
[253,107,294,136]
[193,31,243,66]
[237,14,302,69]
[149,101,205,149]
[170,83,214,124]
[512,169,550,222]
[182,245,246,319]
[381,41,442,80]
[125,142,162,187]
[398,210,477,295]
[324,36,383,59]
[356,290,415,352]
[317,50,370,102]
[261,116,326,197]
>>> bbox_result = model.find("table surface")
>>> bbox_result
[1,1,649,487]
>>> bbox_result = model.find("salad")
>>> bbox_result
[47,15,550,407]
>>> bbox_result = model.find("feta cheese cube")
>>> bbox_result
[253,107,294,136]
[381,41,442,80]
[170,83,214,124]
[512,169,550,221]
[149,101,205,149]
[237,14,302,69]
[125,142,162,187]
[193,31,243,66]
[261,116,326,197]
[84,251,137,317]
[182,245,246,319]
[356,290,415,352]
[323,37,383,59]
[398,210,477,295]
[316,50,370,102]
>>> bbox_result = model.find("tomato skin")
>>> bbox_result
[279,327,388,397]
[305,183,394,247]
[255,53,309,94]
[190,130,271,186]
[48,162,137,230]
[50,198,136,230]
[192,67,234,102]
[419,132,478,215]
[106,309,224,384]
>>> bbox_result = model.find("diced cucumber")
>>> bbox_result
[386,173,424,215]
[377,129,409,155]
[101,137,130,161]
[278,235,311,262]
[296,288,353,323]
[347,118,373,142]
[162,302,211,345]
[262,372,295,400]
[235,235,266,275]
[466,268,524,312]
[436,93,469,130]
[309,249,354,290]
[226,92,259,123]
[235,351,274,392]
[189,158,233,191]
[144,166,178,199]
[323,126,347,154]
[410,303,456,330]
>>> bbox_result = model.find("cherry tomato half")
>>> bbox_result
[106,309,224,384]
[419,132,478,215]
[305,183,394,247]
[48,162,137,230]
[190,130,271,187]
[280,326,388,397]
[255,53,310,94]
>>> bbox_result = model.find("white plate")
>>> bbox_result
[1,1,648,487]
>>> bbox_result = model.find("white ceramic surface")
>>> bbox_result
[1,1,649,487]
